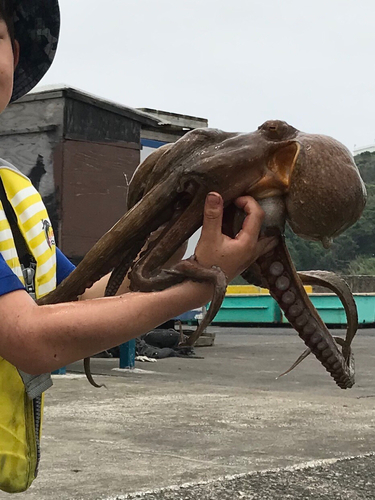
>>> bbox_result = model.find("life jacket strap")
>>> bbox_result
[17,371,53,400]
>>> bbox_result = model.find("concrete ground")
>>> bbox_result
[3,326,375,500]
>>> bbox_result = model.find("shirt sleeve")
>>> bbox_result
[56,247,75,285]
[0,254,24,296]
[0,248,75,297]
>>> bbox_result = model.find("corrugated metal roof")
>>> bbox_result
[23,84,162,127]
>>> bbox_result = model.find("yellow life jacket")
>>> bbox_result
[0,161,56,493]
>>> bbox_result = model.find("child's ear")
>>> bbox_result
[13,40,20,68]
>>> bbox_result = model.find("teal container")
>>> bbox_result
[309,293,375,326]
[355,294,375,325]
[281,293,375,326]
[211,294,281,324]
[308,294,347,325]
[210,293,375,326]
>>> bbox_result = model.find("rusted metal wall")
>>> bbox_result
[56,139,139,260]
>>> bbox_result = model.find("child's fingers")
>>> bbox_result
[256,236,279,256]
[234,196,265,243]
[234,196,265,221]
[201,192,224,241]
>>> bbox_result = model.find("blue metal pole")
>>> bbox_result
[119,339,136,369]
[52,366,66,375]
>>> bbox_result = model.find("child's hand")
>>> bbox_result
[194,192,277,281]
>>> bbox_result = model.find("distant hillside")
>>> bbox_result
[355,151,375,184]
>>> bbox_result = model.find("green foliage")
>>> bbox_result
[285,227,356,272]
[230,275,248,285]
[347,256,375,275]
[354,152,375,184]
[284,151,375,274]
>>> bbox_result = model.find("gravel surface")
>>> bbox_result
[115,454,375,500]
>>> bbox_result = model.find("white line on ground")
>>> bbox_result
[102,452,375,500]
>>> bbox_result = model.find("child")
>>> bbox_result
[0,0,276,378]
[0,0,275,493]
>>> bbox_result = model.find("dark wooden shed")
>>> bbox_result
[0,85,160,262]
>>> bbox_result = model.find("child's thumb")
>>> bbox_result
[201,192,223,239]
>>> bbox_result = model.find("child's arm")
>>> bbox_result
[0,193,276,374]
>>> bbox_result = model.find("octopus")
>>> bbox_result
[37,120,367,389]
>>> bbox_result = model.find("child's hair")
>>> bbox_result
[0,0,15,49]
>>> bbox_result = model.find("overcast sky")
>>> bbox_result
[39,0,375,151]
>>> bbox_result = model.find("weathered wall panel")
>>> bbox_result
[60,139,140,260]
[0,96,64,134]
[0,130,62,243]
[65,98,140,145]
[0,87,201,263]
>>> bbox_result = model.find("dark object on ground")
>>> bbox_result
[136,337,197,359]
[92,350,113,358]
[108,346,120,358]
[109,328,201,359]
[139,328,202,358]
[143,328,181,349]
[156,320,175,330]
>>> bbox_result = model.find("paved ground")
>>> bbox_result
[3,326,375,500]
[115,454,375,499]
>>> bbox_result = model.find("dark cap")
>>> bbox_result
[11,0,60,102]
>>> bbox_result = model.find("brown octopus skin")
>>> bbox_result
[37,120,366,389]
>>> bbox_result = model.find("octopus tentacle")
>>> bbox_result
[129,186,206,292]
[128,186,229,348]
[37,178,181,305]
[38,178,183,388]
[164,258,227,347]
[83,242,146,389]
[297,271,358,355]
[83,358,106,389]
[255,237,354,389]
[277,347,312,378]
[104,241,145,297]
[277,271,358,378]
